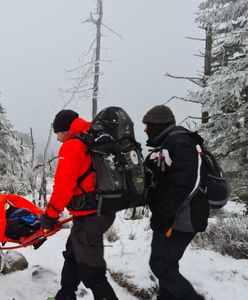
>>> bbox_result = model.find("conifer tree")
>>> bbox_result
[190,0,248,204]
[0,102,31,194]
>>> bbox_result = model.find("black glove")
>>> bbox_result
[145,186,157,211]
[40,213,58,230]
[150,211,172,233]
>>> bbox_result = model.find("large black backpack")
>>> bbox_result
[164,128,230,209]
[70,106,146,213]
[5,207,41,240]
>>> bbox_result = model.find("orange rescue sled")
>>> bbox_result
[0,194,72,250]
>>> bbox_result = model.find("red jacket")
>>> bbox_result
[46,117,96,218]
[0,194,44,242]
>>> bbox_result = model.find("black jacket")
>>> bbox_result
[145,125,209,233]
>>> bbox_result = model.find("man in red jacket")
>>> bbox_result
[41,110,118,300]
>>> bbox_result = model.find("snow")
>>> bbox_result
[0,229,137,300]
[1,210,248,300]
[222,200,246,215]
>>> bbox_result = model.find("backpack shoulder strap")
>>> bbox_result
[77,164,94,185]
[70,133,88,146]
[160,127,190,148]
[69,133,94,193]
[69,133,90,152]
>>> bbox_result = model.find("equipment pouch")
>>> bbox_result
[68,193,97,211]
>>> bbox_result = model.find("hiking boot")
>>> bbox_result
[182,291,205,300]
[92,281,118,300]
[54,290,77,300]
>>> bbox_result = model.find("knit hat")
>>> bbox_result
[142,105,176,124]
[53,109,79,133]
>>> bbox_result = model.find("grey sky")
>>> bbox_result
[0,0,203,153]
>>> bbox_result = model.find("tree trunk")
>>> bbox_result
[29,127,36,203]
[202,25,213,123]
[92,0,103,119]
[38,124,53,207]
[204,25,212,78]
[202,111,209,124]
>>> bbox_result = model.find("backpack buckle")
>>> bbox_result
[68,195,86,211]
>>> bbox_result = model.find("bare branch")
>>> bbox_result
[61,77,86,109]
[81,17,91,25]
[165,72,201,81]
[179,111,228,126]
[85,37,97,56]
[34,156,58,171]
[194,54,204,58]
[185,36,205,41]
[180,115,202,124]
[90,12,97,25]
[165,72,203,86]
[164,96,200,104]
[101,22,123,39]
[66,61,94,73]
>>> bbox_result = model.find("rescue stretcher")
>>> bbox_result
[0,194,72,250]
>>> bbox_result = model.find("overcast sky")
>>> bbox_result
[0,0,203,153]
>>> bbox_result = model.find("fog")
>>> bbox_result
[0,0,203,154]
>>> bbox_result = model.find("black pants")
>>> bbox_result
[55,213,118,300]
[150,230,199,300]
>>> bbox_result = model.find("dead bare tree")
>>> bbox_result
[38,124,53,208]
[64,0,121,118]
[92,0,103,118]
[29,127,36,203]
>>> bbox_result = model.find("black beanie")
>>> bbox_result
[53,109,79,133]
[142,105,176,124]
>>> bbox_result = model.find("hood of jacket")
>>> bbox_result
[64,117,91,142]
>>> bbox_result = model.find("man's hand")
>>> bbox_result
[40,213,58,230]
[150,211,172,233]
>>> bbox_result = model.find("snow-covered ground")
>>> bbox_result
[1,202,248,300]
[0,228,138,300]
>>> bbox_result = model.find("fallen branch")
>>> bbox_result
[108,270,157,300]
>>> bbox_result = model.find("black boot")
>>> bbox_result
[92,281,119,300]
[55,289,77,300]
[183,291,205,300]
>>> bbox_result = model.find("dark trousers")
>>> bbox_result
[150,230,199,300]
[55,213,118,300]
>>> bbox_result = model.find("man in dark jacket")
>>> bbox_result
[143,105,209,300]
[41,110,118,300]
